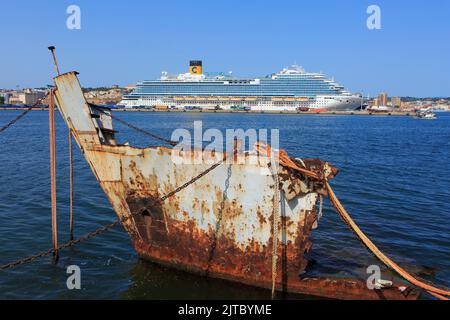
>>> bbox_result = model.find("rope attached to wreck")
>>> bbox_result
[277,153,450,299]
[324,179,450,300]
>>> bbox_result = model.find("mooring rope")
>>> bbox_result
[324,179,450,300]
[269,153,450,300]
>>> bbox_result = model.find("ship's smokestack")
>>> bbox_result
[189,60,203,75]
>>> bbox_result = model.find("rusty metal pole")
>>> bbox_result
[47,46,60,260]
[49,89,58,262]
[48,46,60,76]
[69,129,74,241]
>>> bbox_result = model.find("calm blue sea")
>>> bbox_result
[0,110,449,299]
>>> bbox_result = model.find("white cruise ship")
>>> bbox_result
[119,61,362,111]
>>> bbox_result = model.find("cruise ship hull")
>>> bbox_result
[314,95,361,111]
[119,95,361,112]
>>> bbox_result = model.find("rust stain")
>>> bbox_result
[132,218,418,300]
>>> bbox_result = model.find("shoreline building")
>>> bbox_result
[378,92,388,106]
[391,96,402,108]
[0,92,11,104]
[7,89,47,105]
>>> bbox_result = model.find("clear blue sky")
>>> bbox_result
[1,0,449,97]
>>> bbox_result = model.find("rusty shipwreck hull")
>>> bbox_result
[53,71,417,300]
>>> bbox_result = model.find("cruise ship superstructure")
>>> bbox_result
[119,61,361,111]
